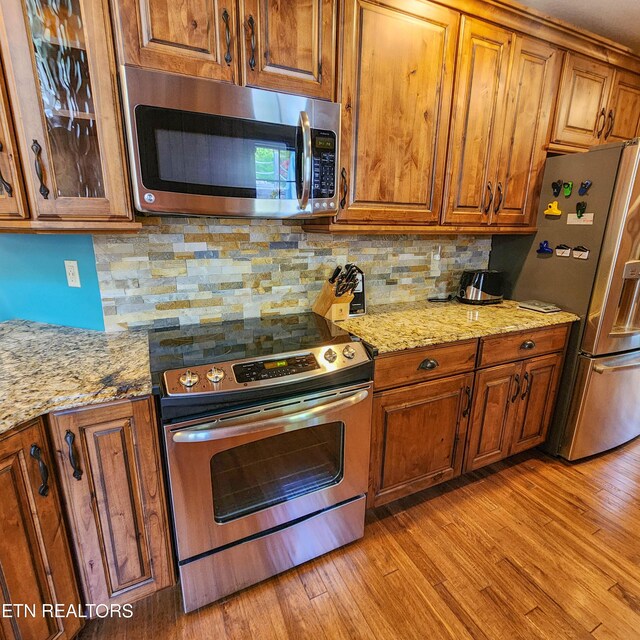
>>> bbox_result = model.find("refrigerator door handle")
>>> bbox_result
[593,361,640,374]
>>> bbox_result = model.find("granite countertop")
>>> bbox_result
[0,321,152,435]
[337,300,579,354]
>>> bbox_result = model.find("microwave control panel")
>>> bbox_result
[311,129,337,199]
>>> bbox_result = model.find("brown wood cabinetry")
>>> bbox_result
[443,21,561,228]
[604,70,640,143]
[240,0,337,99]
[465,349,565,472]
[110,0,239,83]
[0,0,136,232]
[551,53,614,149]
[336,0,458,225]
[0,419,82,640]
[370,373,473,507]
[0,68,28,222]
[49,397,174,611]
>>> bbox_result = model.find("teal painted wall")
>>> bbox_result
[0,235,104,330]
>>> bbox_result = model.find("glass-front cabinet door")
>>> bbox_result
[0,0,132,226]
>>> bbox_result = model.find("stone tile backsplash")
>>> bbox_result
[93,216,491,331]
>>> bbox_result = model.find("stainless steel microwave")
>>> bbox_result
[120,66,341,218]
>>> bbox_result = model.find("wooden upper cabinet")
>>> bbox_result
[0,65,28,221]
[604,70,640,143]
[111,0,238,82]
[337,0,459,225]
[49,398,174,610]
[0,0,133,225]
[0,419,82,640]
[551,52,614,149]
[492,36,562,226]
[240,0,337,99]
[442,17,512,226]
[370,373,473,507]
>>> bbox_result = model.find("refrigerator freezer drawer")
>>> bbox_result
[560,351,640,460]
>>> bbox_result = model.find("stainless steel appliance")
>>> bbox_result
[491,139,640,460]
[148,315,373,612]
[120,66,340,218]
[457,269,504,305]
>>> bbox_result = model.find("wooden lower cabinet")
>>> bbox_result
[48,397,174,612]
[0,419,82,640]
[464,353,564,471]
[369,373,473,507]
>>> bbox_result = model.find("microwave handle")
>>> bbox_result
[172,388,369,443]
[298,111,312,210]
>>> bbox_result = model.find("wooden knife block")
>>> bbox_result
[312,281,354,322]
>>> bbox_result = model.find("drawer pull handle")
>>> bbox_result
[462,386,472,417]
[418,358,439,371]
[521,340,536,350]
[511,374,521,403]
[29,444,50,497]
[64,430,83,481]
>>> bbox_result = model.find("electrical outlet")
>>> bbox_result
[64,260,81,288]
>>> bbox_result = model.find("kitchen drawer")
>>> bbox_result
[374,340,478,391]
[478,324,570,368]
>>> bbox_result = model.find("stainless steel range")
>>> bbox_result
[148,314,374,612]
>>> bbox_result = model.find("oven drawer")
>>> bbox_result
[374,339,477,391]
[478,325,569,368]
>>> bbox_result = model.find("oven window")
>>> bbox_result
[210,422,344,523]
[135,105,299,199]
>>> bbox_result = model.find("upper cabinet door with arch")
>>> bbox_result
[337,0,459,225]
[240,0,337,99]
[603,70,640,143]
[0,0,132,223]
[110,0,239,82]
[551,52,614,149]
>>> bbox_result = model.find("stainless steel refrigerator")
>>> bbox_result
[491,139,640,461]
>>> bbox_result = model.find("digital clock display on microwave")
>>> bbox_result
[315,136,335,150]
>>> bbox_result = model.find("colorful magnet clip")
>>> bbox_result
[576,201,587,218]
[573,245,590,260]
[556,244,571,257]
[563,181,573,197]
[552,180,563,197]
[537,240,553,255]
[578,180,592,196]
[544,200,562,216]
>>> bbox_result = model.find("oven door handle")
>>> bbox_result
[171,388,369,443]
[298,110,312,210]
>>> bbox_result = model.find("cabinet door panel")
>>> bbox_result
[0,420,81,640]
[370,373,472,507]
[605,70,640,143]
[241,0,336,99]
[338,0,458,224]
[0,0,132,222]
[464,362,520,472]
[511,353,563,454]
[49,398,173,610]
[552,53,613,148]
[493,37,561,226]
[0,68,28,221]
[112,0,237,82]
[442,17,512,226]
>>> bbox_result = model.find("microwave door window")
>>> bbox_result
[136,106,297,200]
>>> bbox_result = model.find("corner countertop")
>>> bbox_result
[0,321,152,435]
[336,300,579,355]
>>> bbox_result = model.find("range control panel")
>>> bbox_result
[163,342,370,397]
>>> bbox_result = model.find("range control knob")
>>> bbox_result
[179,369,199,387]
[324,348,338,363]
[206,367,225,383]
[342,345,356,360]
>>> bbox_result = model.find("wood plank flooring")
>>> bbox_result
[79,439,640,639]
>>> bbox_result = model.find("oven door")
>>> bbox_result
[120,65,339,218]
[164,383,372,561]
